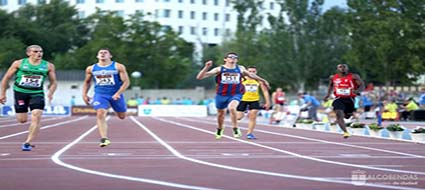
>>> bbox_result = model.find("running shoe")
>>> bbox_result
[233,127,242,138]
[99,138,111,147]
[21,143,34,151]
[215,128,224,139]
[343,132,351,139]
[246,133,257,140]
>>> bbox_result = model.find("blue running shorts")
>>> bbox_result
[215,94,242,109]
[92,93,127,112]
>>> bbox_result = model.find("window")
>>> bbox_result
[202,12,207,20]
[178,10,184,18]
[76,0,84,4]
[190,11,195,19]
[190,0,195,4]
[225,0,229,6]
[178,26,184,34]
[213,0,218,6]
[178,0,183,2]
[0,0,7,6]
[96,0,104,3]
[77,11,85,18]
[202,27,208,36]
[270,2,274,10]
[190,27,196,35]
[135,0,143,2]
[225,13,230,21]
[202,0,206,5]
[214,13,219,21]
[116,10,124,17]
[214,28,219,36]
[116,0,124,3]
[18,0,26,5]
[163,9,171,18]
[37,0,46,4]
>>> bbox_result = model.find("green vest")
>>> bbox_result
[13,58,48,94]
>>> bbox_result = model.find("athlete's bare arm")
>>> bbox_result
[0,60,21,104]
[240,66,270,89]
[324,77,334,101]
[46,62,57,103]
[82,65,93,105]
[260,82,271,110]
[196,60,220,80]
[352,73,365,94]
[112,63,130,100]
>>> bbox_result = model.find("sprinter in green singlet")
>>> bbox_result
[0,45,57,151]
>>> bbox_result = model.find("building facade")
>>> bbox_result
[0,0,280,46]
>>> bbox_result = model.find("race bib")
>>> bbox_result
[95,75,115,86]
[19,75,43,88]
[277,96,285,101]
[220,72,240,84]
[336,88,351,96]
[245,84,258,92]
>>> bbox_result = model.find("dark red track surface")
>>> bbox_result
[0,116,424,190]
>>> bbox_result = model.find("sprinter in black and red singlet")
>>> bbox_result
[324,64,364,138]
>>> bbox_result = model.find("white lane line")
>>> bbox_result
[0,116,89,140]
[156,117,425,176]
[184,117,425,158]
[0,117,63,128]
[51,119,219,190]
[138,117,423,190]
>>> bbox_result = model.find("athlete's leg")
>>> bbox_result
[228,100,240,129]
[24,109,43,144]
[111,94,127,120]
[15,113,28,123]
[335,109,348,132]
[216,109,226,129]
[96,109,108,139]
[247,109,259,134]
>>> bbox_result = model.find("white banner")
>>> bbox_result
[138,105,207,117]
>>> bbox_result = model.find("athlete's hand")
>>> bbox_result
[47,93,54,104]
[112,94,120,101]
[0,95,6,104]
[323,95,329,101]
[263,103,270,111]
[204,60,213,69]
[83,95,91,105]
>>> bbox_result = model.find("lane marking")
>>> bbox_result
[185,117,425,158]
[0,116,89,140]
[138,117,423,190]
[51,117,219,190]
[172,117,425,175]
[0,117,63,128]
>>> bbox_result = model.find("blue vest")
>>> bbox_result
[92,61,122,95]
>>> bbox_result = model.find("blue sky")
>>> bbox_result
[322,0,347,10]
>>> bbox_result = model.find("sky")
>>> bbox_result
[322,0,347,10]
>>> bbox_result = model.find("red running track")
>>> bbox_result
[0,115,424,190]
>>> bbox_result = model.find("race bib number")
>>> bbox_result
[277,96,285,101]
[245,84,258,92]
[19,75,43,88]
[336,88,351,96]
[220,72,240,84]
[95,75,115,86]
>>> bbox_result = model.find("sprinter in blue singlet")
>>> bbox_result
[82,48,130,147]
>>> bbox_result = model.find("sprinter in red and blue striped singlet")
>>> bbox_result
[215,65,245,96]
[196,52,270,140]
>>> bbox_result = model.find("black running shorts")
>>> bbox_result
[237,101,261,111]
[14,91,45,113]
[332,97,355,115]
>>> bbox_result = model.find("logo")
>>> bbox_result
[351,170,367,185]
[143,108,152,115]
